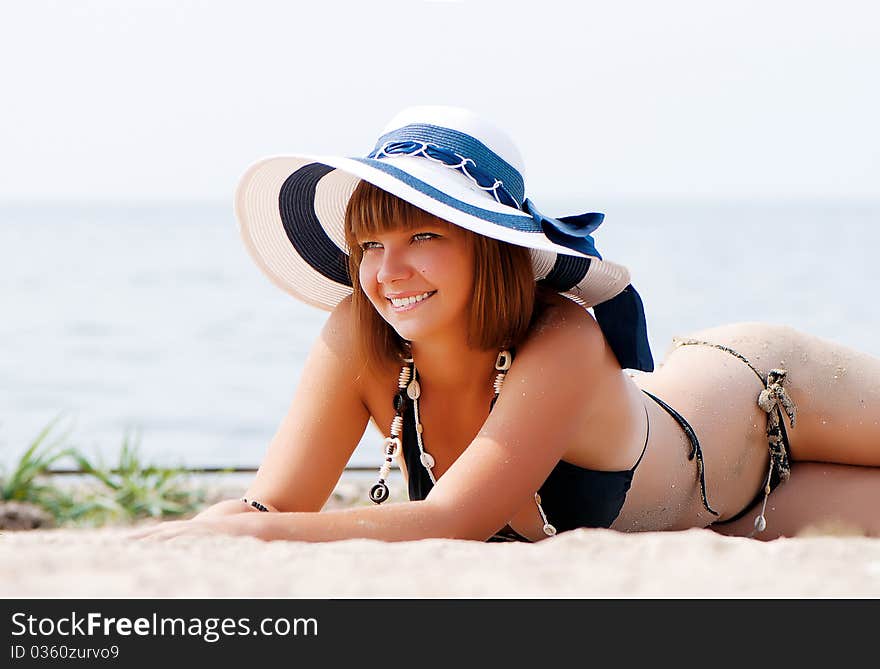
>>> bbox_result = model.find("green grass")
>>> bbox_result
[69,428,206,525]
[0,418,207,527]
[0,416,80,520]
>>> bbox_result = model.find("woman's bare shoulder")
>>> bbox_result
[522,292,605,353]
[513,293,622,403]
[321,296,357,359]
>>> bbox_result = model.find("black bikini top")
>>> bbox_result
[399,382,648,536]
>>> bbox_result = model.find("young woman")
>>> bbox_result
[135,106,880,543]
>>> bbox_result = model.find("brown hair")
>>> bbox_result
[343,180,544,373]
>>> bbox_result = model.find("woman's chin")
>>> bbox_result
[389,324,431,342]
[372,298,466,344]
[387,317,447,344]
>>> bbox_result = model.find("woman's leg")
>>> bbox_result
[710,462,880,539]
[681,322,880,466]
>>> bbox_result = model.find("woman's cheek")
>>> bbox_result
[358,260,385,313]
[358,261,380,304]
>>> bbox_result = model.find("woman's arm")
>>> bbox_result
[140,499,452,542]
[193,499,254,519]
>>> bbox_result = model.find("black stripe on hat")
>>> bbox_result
[279,163,352,288]
[537,254,591,292]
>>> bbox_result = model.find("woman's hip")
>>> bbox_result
[629,335,782,524]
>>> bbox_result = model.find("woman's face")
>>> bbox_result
[356,214,475,345]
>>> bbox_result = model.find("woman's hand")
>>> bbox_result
[126,517,248,542]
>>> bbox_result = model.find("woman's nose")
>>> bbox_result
[376,247,413,284]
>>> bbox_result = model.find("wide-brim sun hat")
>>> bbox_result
[234,106,653,371]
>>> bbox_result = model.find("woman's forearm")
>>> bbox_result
[193,499,252,519]
[217,499,467,543]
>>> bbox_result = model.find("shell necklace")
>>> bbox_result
[369,349,557,539]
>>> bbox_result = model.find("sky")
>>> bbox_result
[2,1,879,203]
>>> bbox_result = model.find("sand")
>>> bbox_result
[2,525,878,598]
[3,476,877,598]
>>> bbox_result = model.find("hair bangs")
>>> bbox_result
[345,180,427,243]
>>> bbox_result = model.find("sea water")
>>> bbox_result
[1,200,877,469]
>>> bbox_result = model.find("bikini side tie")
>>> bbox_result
[757,369,796,485]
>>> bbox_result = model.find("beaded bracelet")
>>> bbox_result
[240,497,270,512]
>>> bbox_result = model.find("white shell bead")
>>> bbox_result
[398,366,411,387]
[543,523,557,536]
[407,379,421,399]
[495,350,512,370]
[391,416,403,435]
[754,515,767,532]
[383,437,401,457]
[420,452,435,468]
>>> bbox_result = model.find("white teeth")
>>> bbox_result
[389,292,432,308]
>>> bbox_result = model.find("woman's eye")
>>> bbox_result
[359,233,437,250]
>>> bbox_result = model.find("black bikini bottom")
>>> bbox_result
[667,338,796,531]
[642,389,719,517]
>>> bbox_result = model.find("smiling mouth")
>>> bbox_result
[387,291,437,310]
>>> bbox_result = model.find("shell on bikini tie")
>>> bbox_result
[420,452,435,469]
[757,368,797,428]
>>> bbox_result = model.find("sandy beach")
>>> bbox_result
[3,475,878,598]
[2,524,878,598]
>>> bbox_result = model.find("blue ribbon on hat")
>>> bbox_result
[369,138,521,208]
[594,286,654,372]
[525,198,653,371]
[524,198,604,257]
